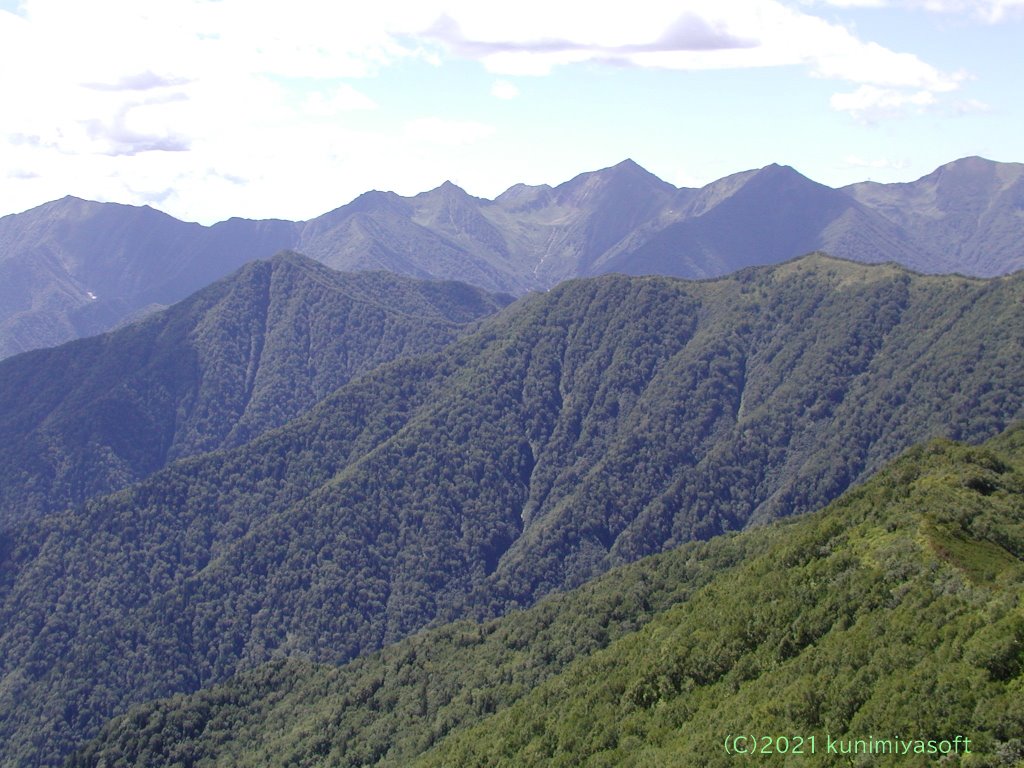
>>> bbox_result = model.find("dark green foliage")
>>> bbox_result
[2,255,1023,764]
[0,251,511,526]
[67,539,753,768]
[72,427,1024,767]
[414,431,1024,767]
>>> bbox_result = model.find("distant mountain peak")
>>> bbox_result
[415,180,487,207]
[733,163,841,202]
[902,156,1024,193]
[417,179,472,197]
[3,155,1023,361]
[611,158,643,172]
[940,155,996,170]
[751,162,812,183]
[20,195,100,217]
[605,158,674,186]
[493,182,554,212]
[676,163,821,221]
[342,189,410,216]
[928,155,996,180]
[925,155,1024,190]
[554,159,677,208]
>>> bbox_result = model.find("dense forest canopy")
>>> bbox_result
[72,426,1024,766]
[0,252,511,526]
[1,254,1021,764]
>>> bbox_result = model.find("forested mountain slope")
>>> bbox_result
[0,251,510,526]
[417,426,1024,767]
[71,426,1024,767]
[1,255,1022,764]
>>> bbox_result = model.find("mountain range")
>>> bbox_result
[1,253,1021,764]
[2,155,1022,360]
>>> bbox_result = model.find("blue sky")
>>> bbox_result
[0,0,1021,224]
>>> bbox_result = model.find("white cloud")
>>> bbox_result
[491,80,520,100]
[812,0,888,6]
[421,2,758,76]
[404,117,495,146]
[416,0,959,91]
[977,0,1024,20]
[830,84,938,121]
[0,1,963,135]
[952,98,992,115]
[923,0,1024,21]
[301,86,378,116]
[809,0,1024,21]
[414,0,966,127]
[0,1,421,217]
[0,0,983,222]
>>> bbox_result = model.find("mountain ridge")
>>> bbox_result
[0,251,511,527]
[67,425,1024,766]
[844,156,1024,275]
[2,155,1021,360]
[1,254,1021,764]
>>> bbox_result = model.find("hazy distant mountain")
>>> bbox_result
[0,252,510,526]
[599,163,923,277]
[844,155,1024,275]
[2,255,1022,765]
[0,197,299,359]
[293,184,521,294]
[492,158,682,285]
[292,159,680,292]
[2,156,1022,360]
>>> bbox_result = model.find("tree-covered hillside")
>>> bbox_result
[1,254,1022,764]
[71,426,1024,767]
[0,251,511,526]
[418,427,1024,767]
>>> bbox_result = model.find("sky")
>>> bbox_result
[0,0,1021,225]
